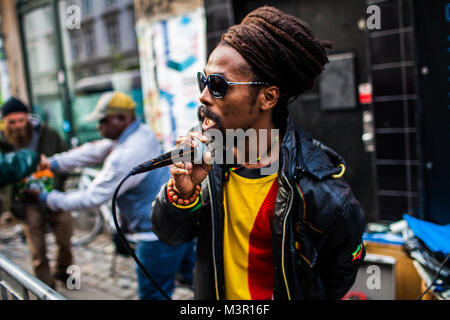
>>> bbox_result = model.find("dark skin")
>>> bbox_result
[23,113,135,202]
[171,44,280,199]
[97,114,135,140]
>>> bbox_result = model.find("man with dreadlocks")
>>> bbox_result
[151,6,365,300]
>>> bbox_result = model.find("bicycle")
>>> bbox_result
[66,167,138,277]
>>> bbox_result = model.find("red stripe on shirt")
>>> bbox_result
[247,179,279,300]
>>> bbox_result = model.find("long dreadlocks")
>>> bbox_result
[220,6,331,130]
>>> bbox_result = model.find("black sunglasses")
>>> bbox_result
[197,72,268,99]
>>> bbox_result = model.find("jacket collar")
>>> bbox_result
[281,117,346,181]
[211,116,346,182]
[116,119,140,145]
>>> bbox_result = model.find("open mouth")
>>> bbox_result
[199,105,223,135]
[202,117,217,132]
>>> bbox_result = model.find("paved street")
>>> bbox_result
[0,217,194,300]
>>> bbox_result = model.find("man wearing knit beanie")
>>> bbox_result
[1,97,29,117]
[0,97,72,289]
[1,98,31,147]
[151,6,366,300]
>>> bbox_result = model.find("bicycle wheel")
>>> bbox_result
[70,208,103,246]
[65,168,105,246]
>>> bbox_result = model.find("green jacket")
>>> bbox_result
[0,150,40,188]
[0,120,67,217]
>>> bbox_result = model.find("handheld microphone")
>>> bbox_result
[130,137,206,175]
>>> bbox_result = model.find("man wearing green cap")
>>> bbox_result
[33,91,195,299]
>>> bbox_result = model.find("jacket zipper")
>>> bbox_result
[207,174,220,300]
[281,172,294,300]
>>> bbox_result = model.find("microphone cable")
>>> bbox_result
[112,171,172,300]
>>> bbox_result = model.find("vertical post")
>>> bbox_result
[52,0,75,147]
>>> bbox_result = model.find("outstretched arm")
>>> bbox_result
[47,139,114,173]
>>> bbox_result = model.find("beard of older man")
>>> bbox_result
[4,121,33,148]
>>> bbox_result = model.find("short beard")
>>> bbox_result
[4,121,32,147]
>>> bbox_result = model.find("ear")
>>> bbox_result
[260,86,279,112]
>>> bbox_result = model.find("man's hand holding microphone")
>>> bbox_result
[169,132,211,203]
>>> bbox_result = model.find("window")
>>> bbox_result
[69,31,81,60]
[22,5,66,140]
[105,0,117,6]
[84,24,96,57]
[105,18,120,49]
[82,0,93,13]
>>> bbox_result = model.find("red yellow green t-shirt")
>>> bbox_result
[223,167,279,300]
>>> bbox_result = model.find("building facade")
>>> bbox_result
[0,0,143,145]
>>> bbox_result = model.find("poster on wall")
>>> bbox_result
[136,8,206,152]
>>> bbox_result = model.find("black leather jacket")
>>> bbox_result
[151,117,366,300]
